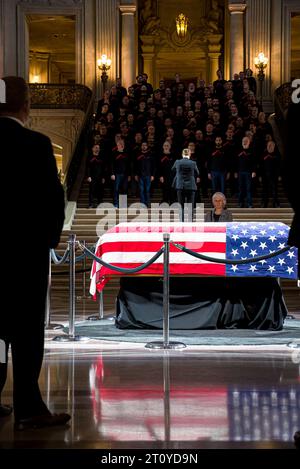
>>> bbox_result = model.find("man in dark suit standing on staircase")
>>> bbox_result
[284,99,300,279]
[172,148,200,221]
[0,76,70,429]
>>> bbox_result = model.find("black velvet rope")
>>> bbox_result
[50,248,70,265]
[51,244,96,265]
[81,244,164,273]
[171,242,291,265]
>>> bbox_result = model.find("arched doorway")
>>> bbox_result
[27,15,76,84]
[17,2,84,84]
[138,0,224,87]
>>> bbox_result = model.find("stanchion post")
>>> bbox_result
[53,234,89,342]
[69,234,76,339]
[45,250,63,330]
[88,290,107,321]
[280,276,295,320]
[163,233,170,347]
[77,240,89,301]
[45,250,51,327]
[88,288,109,321]
[286,275,299,347]
[163,353,171,445]
[99,290,104,319]
[287,249,300,345]
[146,233,186,349]
[82,240,87,297]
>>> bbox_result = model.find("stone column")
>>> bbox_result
[208,53,221,83]
[3,0,18,76]
[228,2,247,78]
[140,35,156,86]
[84,0,96,93]
[245,0,272,108]
[96,0,119,98]
[207,34,222,83]
[0,0,4,76]
[120,5,136,90]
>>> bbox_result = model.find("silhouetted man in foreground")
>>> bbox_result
[0,76,70,430]
[284,100,300,278]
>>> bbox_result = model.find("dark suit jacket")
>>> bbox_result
[0,117,65,249]
[284,103,300,249]
[171,158,199,191]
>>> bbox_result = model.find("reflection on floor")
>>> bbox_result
[1,330,300,448]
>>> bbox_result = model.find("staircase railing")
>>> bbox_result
[66,99,95,201]
[29,84,93,111]
[29,84,94,198]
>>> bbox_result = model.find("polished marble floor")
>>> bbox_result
[0,329,300,449]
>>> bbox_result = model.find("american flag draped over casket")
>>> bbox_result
[90,222,298,295]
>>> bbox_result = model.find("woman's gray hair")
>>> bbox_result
[212,192,226,206]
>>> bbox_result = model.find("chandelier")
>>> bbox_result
[176,13,188,39]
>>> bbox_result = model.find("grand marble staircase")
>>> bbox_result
[50,181,299,317]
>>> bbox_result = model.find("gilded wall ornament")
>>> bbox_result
[139,0,161,35]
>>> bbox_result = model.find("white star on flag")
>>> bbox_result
[287,267,294,274]
[226,222,298,280]
[231,265,238,272]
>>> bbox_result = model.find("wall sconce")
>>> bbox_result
[176,13,188,39]
[254,52,268,106]
[97,54,112,94]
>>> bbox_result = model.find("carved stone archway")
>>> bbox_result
[138,0,224,87]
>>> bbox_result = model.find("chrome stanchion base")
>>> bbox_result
[87,315,102,321]
[45,323,64,330]
[145,341,186,350]
[87,315,116,321]
[287,342,300,349]
[286,314,296,320]
[52,334,90,342]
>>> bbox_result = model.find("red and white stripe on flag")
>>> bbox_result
[90,223,227,295]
